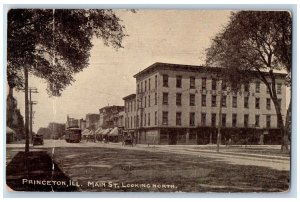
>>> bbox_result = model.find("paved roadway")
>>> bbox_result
[6,139,290,171]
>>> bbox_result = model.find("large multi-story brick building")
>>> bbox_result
[124,62,287,145]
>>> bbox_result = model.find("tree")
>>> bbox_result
[8,9,126,95]
[206,11,292,150]
[7,9,126,153]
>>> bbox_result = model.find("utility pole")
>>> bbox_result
[217,80,223,153]
[23,66,29,154]
[29,88,38,143]
[22,86,38,152]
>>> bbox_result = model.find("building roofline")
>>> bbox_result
[122,93,136,100]
[133,62,288,79]
[99,105,124,111]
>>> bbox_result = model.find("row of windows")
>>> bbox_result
[125,100,136,113]
[163,93,281,110]
[125,112,158,128]
[125,112,273,128]
[127,93,281,111]
[162,112,272,128]
[137,75,158,93]
[162,74,282,94]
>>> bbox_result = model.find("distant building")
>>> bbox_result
[47,122,65,139]
[85,113,100,130]
[6,88,24,140]
[123,94,137,138]
[98,106,124,129]
[124,62,287,145]
[66,115,80,128]
[117,111,125,136]
[79,119,86,131]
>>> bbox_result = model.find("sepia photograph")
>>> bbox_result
[5,8,292,193]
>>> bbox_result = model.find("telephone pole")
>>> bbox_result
[22,86,38,152]
[29,88,38,143]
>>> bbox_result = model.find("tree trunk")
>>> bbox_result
[284,98,291,148]
[24,66,30,154]
[217,95,222,153]
[272,96,289,151]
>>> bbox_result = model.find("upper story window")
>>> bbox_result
[176,112,182,126]
[190,94,195,106]
[190,112,195,126]
[155,93,157,105]
[232,96,237,108]
[212,78,217,90]
[155,75,157,89]
[266,115,271,128]
[176,93,182,106]
[137,84,140,94]
[163,92,168,105]
[244,114,249,127]
[255,81,260,93]
[221,81,227,91]
[148,113,150,126]
[232,114,237,127]
[221,114,226,127]
[277,83,282,94]
[163,74,168,87]
[202,94,206,107]
[176,76,182,88]
[162,111,168,125]
[190,76,195,89]
[141,82,143,93]
[255,98,260,109]
[211,113,216,127]
[222,95,227,107]
[266,98,271,110]
[212,95,217,107]
[145,80,147,92]
[148,78,151,91]
[244,83,250,92]
[201,113,206,126]
[255,115,260,127]
[202,77,207,90]
[277,99,282,110]
[244,96,249,108]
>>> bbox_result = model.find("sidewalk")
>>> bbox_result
[91,143,290,171]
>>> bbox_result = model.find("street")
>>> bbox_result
[6,140,290,192]
[7,139,290,171]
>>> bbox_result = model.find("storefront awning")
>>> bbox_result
[100,128,111,135]
[87,130,95,136]
[108,127,119,136]
[95,128,102,135]
[82,129,90,136]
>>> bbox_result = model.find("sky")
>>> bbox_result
[13,10,235,132]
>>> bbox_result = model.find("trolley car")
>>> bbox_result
[65,128,82,143]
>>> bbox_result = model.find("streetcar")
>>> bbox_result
[65,127,82,143]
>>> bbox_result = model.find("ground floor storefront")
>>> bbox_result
[134,127,282,145]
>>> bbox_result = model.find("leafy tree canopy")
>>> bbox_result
[8,9,126,96]
[205,11,292,149]
[205,11,291,88]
